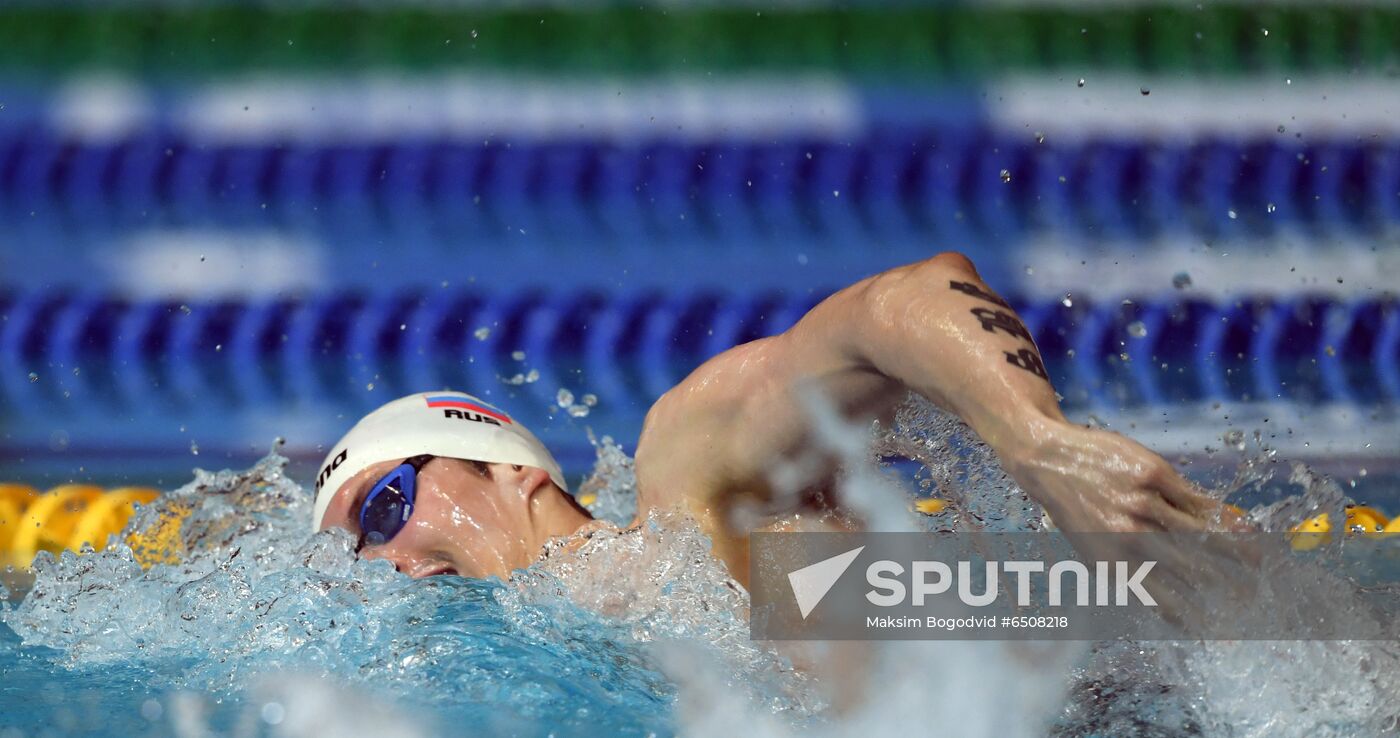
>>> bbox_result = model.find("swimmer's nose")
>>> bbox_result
[358,544,404,571]
[362,546,454,578]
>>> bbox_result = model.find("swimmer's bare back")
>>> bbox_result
[631,253,1249,591]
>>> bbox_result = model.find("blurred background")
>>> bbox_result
[0,0,1397,497]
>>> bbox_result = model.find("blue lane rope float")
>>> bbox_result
[6,133,1400,242]
[1,291,1396,415]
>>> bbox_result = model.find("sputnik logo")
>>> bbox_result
[787,546,864,619]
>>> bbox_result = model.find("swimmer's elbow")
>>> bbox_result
[849,252,983,314]
[925,250,979,277]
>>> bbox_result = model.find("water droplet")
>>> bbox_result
[261,702,285,725]
[1024,266,1034,276]
[72,367,80,376]
[214,343,222,352]
[999,169,1012,183]
[1127,321,1148,338]
[1034,132,1045,144]
[470,29,479,39]
[511,350,526,361]
[556,388,575,407]
[473,326,491,341]
[199,254,206,262]
[1139,86,1150,96]
[1076,78,1086,88]
[1061,294,1073,308]
[1172,272,1193,290]
[1223,429,1245,450]
[1227,209,1237,219]
[366,382,375,391]
[27,372,38,383]
[832,190,840,198]
[399,323,407,331]
[1261,27,1269,36]
[581,393,598,407]
[179,305,191,315]
[524,369,540,384]
[1325,345,1337,357]
[190,441,200,456]
[1266,202,1276,213]
[1277,125,1286,134]
[567,404,590,418]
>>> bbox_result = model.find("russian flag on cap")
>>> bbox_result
[424,394,513,424]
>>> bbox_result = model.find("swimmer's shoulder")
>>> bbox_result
[633,335,782,515]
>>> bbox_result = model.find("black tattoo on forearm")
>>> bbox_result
[1005,348,1049,380]
[949,280,1050,383]
[970,307,1034,343]
[949,280,1010,308]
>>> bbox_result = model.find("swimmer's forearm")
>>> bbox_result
[844,253,1066,459]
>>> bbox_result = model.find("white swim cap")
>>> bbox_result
[310,391,566,533]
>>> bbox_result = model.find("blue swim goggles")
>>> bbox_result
[358,454,434,550]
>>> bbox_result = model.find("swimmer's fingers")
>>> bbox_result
[1152,474,1267,570]
[1131,522,1267,633]
[1156,474,1253,532]
[1128,540,1210,636]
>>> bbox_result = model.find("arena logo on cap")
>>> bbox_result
[314,448,348,492]
[424,395,513,424]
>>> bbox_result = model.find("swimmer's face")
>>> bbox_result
[317,458,592,579]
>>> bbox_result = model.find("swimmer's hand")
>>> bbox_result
[1001,419,1260,631]
[1000,420,1250,535]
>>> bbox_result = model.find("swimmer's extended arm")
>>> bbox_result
[635,253,1244,585]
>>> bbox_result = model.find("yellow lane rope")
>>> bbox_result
[0,484,160,569]
[0,483,1394,570]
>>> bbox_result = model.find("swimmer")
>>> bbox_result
[312,253,1246,591]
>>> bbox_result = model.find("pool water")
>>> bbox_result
[1,401,1397,738]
